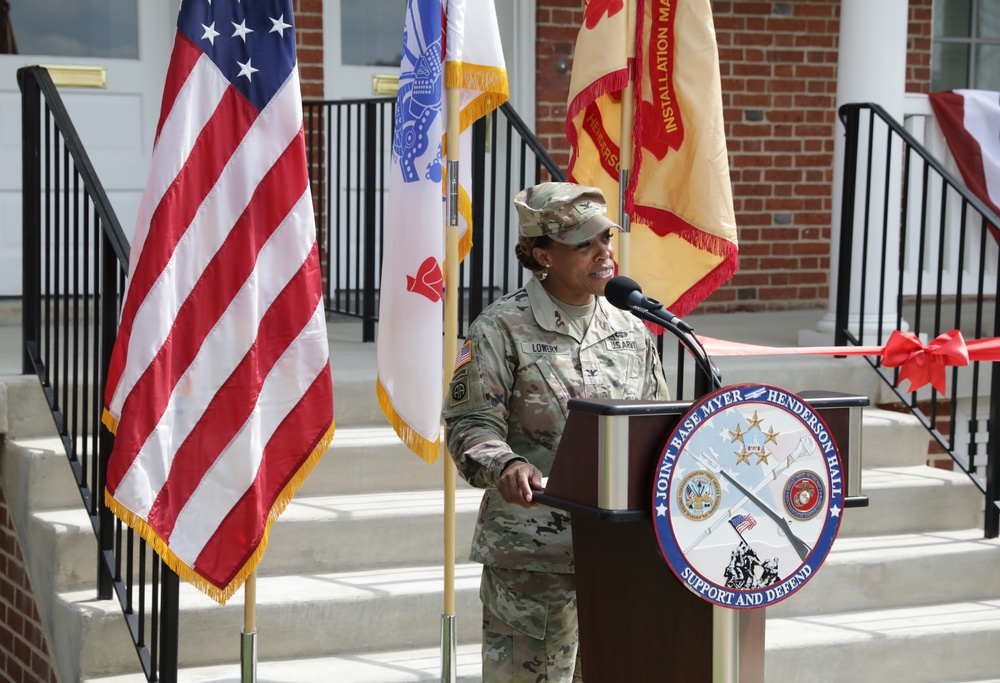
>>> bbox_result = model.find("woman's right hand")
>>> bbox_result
[497,460,543,509]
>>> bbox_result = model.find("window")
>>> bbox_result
[0,0,138,58]
[933,0,1000,91]
[341,0,406,67]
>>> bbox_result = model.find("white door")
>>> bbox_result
[322,0,534,116]
[0,0,176,295]
[323,0,408,98]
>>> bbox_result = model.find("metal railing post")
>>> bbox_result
[98,231,118,600]
[835,104,861,348]
[158,564,180,683]
[20,68,42,376]
[469,115,488,323]
[986,295,1000,538]
[362,102,378,343]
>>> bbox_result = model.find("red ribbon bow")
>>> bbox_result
[880,329,970,394]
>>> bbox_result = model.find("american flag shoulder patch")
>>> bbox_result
[455,341,473,370]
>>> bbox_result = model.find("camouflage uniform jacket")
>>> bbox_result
[443,277,670,573]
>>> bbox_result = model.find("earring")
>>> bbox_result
[537,263,550,281]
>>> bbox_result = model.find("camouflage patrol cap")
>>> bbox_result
[514,182,619,245]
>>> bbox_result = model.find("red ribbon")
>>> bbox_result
[700,329,1000,394]
[880,330,968,394]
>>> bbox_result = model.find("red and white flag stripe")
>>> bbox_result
[103,5,334,604]
[929,89,1000,221]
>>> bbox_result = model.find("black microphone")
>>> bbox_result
[604,276,694,333]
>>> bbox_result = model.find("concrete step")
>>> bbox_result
[768,528,1000,618]
[31,486,485,592]
[58,563,484,677]
[0,373,75,440]
[302,426,455,495]
[765,599,1000,683]
[259,488,483,574]
[8,406,936,522]
[30,462,980,595]
[327,313,899,431]
[81,596,1000,683]
[84,645,483,683]
[844,465,984,536]
[691,354,889,404]
[859,407,931,468]
[1,435,82,512]
[54,518,1000,678]
[3,425,460,529]
[22,456,981,597]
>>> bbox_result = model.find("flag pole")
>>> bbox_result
[617,0,637,277]
[241,570,257,683]
[440,84,462,683]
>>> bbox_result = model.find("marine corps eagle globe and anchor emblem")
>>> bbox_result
[652,384,845,609]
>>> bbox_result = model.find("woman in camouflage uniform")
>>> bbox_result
[443,182,670,682]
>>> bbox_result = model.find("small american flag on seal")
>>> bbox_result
[729,513,757,534]
[455,341,473,370]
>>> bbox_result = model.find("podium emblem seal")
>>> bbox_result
[677,470,722,521]
[784,471,826,520]
[652,384,844,609]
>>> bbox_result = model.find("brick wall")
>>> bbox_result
[294,0,324,99]
[536,1,586,170]
[907,0,933,92]
[295,0,327,285]
[0,485,58,683]
[706,1,833,311]
[536,0,935,313]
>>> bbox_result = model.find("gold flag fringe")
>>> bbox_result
[102,407,119,435]
[104,419,336,606]
[444,61,509,133]
[377,376,441,464]
[457,184,473,261]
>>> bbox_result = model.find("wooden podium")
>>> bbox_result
[534,391,868,683]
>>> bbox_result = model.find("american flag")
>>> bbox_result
[102,0,334,605]
[455,340,473,369]
[730,513,757,534]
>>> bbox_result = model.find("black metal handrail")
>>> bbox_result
[18,65,179,683]
[836,101,1000,537]
[302,98,567,342]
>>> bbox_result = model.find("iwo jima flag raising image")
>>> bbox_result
[102,0,334,604]
[567,0,739,316]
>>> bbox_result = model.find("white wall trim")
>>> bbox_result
[510,0,537,133]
